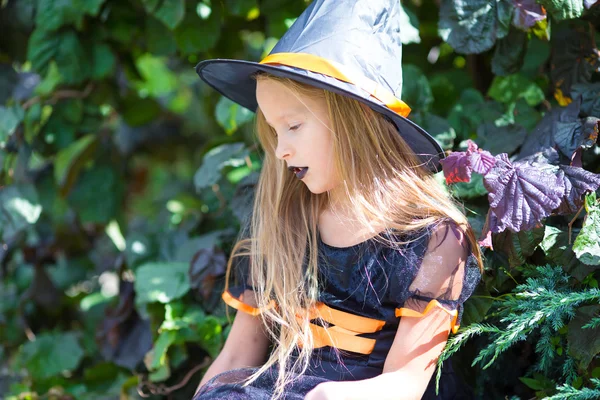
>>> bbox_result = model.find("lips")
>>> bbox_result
[288,166,308,179]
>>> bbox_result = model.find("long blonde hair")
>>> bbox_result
[225,73,484,399]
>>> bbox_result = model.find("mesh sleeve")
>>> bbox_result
[395,220,481,333]
[223,254,273,316]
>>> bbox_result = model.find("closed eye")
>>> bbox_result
[289,124,301,131]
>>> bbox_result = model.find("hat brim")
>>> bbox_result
[196,59,445,173]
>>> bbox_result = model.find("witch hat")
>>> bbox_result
[195,0,445,172]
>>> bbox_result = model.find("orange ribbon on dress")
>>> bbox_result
[221,290,275,317]
[260,52,412,117]
[297,302,386,355]
[395,300,460,334]
[222,291,460,353]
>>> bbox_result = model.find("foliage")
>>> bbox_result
[0,0,599,399]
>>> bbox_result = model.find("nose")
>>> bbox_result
[274,137,293,160]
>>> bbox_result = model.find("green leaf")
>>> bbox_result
[568,305,600,369]
[91,43,116,80]
[135,262,191,304]
[142,0,185,29]
[539,225,595,282]
[146,16,177,56]
[133,54,178,97]
[488,74,545,106]
[148,362,171,382]
[17,332,84,380]
[461,284,493,326]
[195,315,223,358]
[35,61,63,96]
[27,28,62,75]
[54,134,98,195]
[174,2,221,54]
[215,96,254,134]
[447,88,493,141]
[0,184,42,241]
[491,27,528,76]
[537,0,584,21]
[438,0,513,54]
[573,200,600,265]
[521,37,551,78]
[119,92,162,127]
[35,0,106,31]
[411,112,456,150]
[494,226,545,267]
[194,143,249,191]
[519,376,547,391]
[125,232,156,270]
[68,164,123,224]
[0,105,25,146]
[27,29,91,84]
[225,0,259,18]
[429,70,474,117]
[476,121,527,155]
[148,330,177,370]
[402,65,433,113]
[450,173,488,199]
[510,99,541,131]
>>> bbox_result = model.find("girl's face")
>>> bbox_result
[256,79,340,195]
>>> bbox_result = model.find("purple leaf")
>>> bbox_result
[483,153,564,233]
[555,165,600,214]
[440,140,496,184]
[98,281,153,370]
[520,146,561,166]
[550,24,600,99]
[585,0,599,9]
[469,148,496,175]
[440,151,472,185]
[512,0,546,30]
[554,114,599,159]
[189,246,227,301]
[518,99,588,160]
[572,83,600,118]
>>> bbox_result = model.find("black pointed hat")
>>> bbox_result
[195,0,445,172]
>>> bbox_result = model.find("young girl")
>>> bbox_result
[193,1,483,399]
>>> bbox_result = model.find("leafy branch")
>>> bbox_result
[436,265,600,393]
[544,378,600,400]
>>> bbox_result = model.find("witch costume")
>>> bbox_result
[193,0,482,398]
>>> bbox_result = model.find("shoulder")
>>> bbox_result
[426,219,470,256]
[387,218,472,277]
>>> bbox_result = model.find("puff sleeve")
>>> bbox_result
[222,227,275,316]
[395,221,481,334]
[222,255,269,316]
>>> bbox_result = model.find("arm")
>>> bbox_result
[196,290,271,392]
[306,307,451,400]
[307,221,473,400]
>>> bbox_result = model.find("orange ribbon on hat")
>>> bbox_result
[260,52,411,118]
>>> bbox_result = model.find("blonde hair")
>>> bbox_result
[224,74,484,399]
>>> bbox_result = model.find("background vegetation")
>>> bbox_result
[1,0,599,399]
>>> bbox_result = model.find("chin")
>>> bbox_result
[304,182,336,195]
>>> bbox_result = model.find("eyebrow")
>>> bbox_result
[264,111,302,127]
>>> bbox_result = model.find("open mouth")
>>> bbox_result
[288,166,308,179]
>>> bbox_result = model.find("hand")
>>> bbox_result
[305,382,345,400]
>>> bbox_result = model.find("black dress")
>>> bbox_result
[194,220,482,399]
